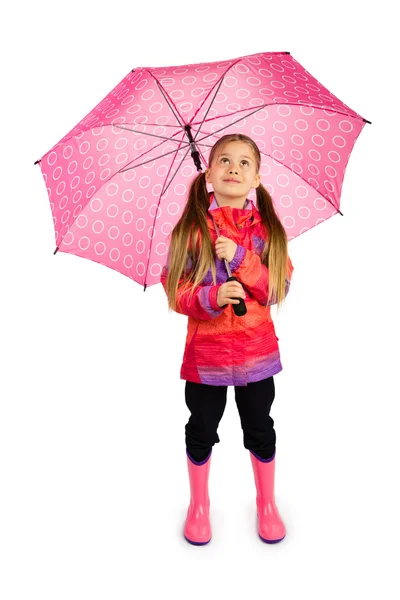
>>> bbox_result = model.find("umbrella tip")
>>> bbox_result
[285,51,290,54]
[34,159,41,165]
[54,246,59,255]
[143,284,147,292]
[363,118,372,124]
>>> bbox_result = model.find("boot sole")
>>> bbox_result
[184,535,211,545]
[259,534,285,544]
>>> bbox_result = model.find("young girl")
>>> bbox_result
[161,133,294,546]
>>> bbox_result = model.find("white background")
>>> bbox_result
[1,0,399,598]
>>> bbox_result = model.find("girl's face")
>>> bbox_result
[205,141,260,200]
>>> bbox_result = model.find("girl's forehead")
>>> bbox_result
[215,141,256,159]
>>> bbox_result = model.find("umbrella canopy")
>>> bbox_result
[35,50,370,289]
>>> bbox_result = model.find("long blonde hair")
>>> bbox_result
[164,133,290,312]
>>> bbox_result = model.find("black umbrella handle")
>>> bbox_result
[227,276,247,317]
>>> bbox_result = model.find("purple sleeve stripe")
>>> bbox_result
[229,244,246,272]
[199,286,224,317]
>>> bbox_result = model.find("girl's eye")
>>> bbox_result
[220,157,250,166]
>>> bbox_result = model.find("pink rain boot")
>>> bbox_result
[250,450,286,543]
[184,450,212,545]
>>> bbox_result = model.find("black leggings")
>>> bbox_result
[185,376,277,463]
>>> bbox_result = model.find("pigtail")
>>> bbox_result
[164,171,216,313]
[256,184,290,311]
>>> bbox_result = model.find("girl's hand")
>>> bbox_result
[215,236,237,263]
[217,280,245,308]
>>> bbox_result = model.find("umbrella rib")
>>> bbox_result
[163,77,226,172]
[118,140,191,172]
[116,124,189,173]
[194,105,266,144]
[191,102,367,134]
[190,105,262,129]
[192,77,225,142]
[161,144,192,196]
[114,124,184,144]
[117,99,366,173]
[134,122,186,128]
[189,102,344,213]
[143,140,192,288]
[186,60,242,167]
[258,148,344,215]
[191,102,367,129]
[39,122,184,164]
[147,71,186,129]
[189,58,242,130]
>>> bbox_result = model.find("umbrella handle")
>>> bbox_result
[227,276,247,317]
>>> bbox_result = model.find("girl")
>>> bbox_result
[161,134,294,546]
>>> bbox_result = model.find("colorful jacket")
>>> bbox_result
[160,192,294,386]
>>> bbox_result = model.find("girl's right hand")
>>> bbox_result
[217,281,246,307]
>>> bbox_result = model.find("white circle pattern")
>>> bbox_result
[39,51,367,286]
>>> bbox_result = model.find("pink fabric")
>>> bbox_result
[37,51,368,287]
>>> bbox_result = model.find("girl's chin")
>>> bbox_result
[217,184,245,192]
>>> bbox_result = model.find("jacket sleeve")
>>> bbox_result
[160,254,225,320]
[229,244,294,306]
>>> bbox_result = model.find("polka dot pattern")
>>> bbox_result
[39,51,368,287]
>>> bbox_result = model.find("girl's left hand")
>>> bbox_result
[215,236,238,263]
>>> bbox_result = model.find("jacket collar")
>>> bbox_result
[207,192,262,231]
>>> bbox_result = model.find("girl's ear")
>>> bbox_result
[253,172,261,188]
[205,169,210,182]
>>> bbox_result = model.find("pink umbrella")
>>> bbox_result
[35,50,370,291]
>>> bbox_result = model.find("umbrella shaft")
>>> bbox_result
[224,258,232,278]
[184,124,202,171]
[211,215,232,278]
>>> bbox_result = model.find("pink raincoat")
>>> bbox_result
[161,193,294,386]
